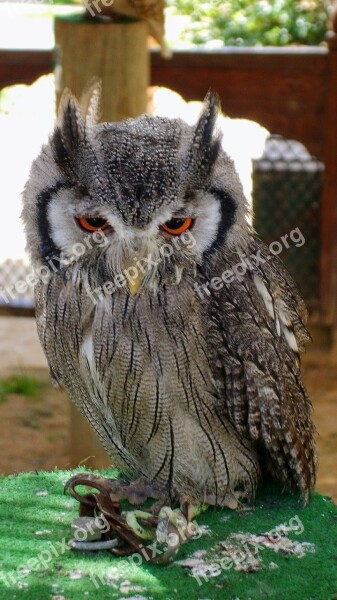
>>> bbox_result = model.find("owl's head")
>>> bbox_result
[22,85,250,296]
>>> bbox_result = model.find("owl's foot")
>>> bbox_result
[64,473,200,564]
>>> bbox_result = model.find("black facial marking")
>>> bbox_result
[204,187,236,260]
[37,182,73,264]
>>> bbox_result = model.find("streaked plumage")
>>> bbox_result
[22,86,317,509]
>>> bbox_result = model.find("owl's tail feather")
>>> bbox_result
[242,361,317,504]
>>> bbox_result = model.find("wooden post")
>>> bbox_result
[54,15,149,121]
[54,14,149,469]
[69,409,112,469]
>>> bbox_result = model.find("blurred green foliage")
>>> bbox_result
[0,374,44,404]
[168,0,331,46]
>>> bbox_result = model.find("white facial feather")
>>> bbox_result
[185,192,222,255]
[47,190,98,255]
[47,187,221,273]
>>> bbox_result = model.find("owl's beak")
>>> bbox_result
[124,260,144,296]
[127,272,143,296]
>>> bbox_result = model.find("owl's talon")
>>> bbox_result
[65,473,207,563]
[123,509,157,540]
[181,501,209,522]
[152,502,208,563]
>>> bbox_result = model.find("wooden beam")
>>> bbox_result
[151,48,328,161]
[0,49,53,89]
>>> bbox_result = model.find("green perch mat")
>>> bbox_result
[0,468,336,600]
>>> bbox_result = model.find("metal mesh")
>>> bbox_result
[0,259,35,309]
[252,135,323,305]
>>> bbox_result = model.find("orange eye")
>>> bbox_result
[76,217,110,232]
[161,217,193,235]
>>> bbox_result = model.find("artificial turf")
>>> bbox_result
[0,468,336,600]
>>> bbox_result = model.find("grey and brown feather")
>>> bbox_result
[22,86,317,507]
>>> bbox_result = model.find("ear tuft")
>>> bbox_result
[79,77,102,126]
[52,90,85,180]
[195,90,221,149]
[57,89,85,147]
[185,90,222,187]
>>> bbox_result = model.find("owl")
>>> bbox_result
[22,85,317,513]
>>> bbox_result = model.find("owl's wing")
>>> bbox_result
[206,237,317,500]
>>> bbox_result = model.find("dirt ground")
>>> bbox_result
[302,358,337,501]
[0,368,71,471]
[0,317,336,503]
